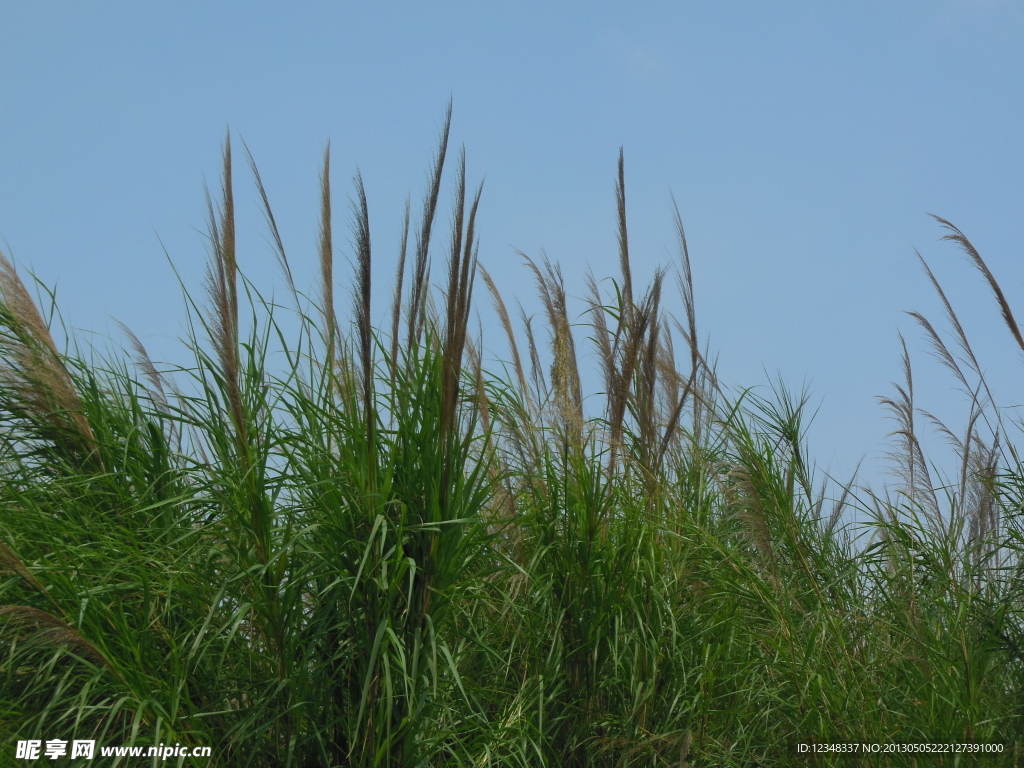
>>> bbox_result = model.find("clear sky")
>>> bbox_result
[3,1,1024,492]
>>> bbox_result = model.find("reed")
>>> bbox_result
[0,121,1022,767]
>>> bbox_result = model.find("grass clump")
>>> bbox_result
[1,115,1024,766]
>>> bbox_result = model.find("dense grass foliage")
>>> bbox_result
[2,120,1024,766]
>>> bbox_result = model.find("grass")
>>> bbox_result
[1,114,1024,766]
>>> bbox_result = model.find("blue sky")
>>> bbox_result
[3,1,1024,491]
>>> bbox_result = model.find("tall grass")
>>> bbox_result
[1,120,1023,767]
